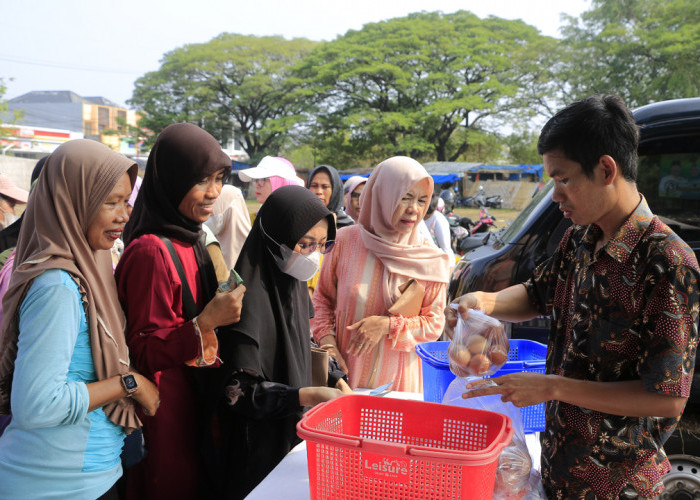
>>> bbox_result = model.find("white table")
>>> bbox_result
[245,389,541,499]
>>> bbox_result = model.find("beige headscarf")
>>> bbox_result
[358,156,450,307]
[0,139,140,430]
[204,184,252,270]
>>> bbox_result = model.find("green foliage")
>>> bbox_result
[129,34,318,160]
[560,0,700,107]
[295,11,560,164]
[0,78,24,139]
[504,129,542,164]
[103,116,153,154]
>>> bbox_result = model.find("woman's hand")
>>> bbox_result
[299,386,348,407]
[318,334,348,372]
[132,373,160,417]
[197,285,246,332]
[335,378,353,394]
[346,316,391,356]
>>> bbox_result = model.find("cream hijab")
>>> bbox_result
[358,156,450,307]
[205,184,252,270]
[0,139,140,430]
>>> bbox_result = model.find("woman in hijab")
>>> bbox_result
[0,155,47,263]
[115,123,246,500]
[204,184,252,271]
[215,185,351,499]
[307,165,354,229]
[0,174,29,232]
[0,140,159,499]
[343,175,367,223]
[306,165,354,297]
[311,157,449,392]
[237,156,304,205]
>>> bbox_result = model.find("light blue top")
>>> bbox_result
[0,269,125,499]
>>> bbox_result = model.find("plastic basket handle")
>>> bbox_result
[301,431,361,448]
[406,417,514,464]
[523,360,546,369]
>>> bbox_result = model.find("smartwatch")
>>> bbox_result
[120,373,138,397]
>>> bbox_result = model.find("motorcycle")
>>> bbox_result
[484,193,503,209]
[463,185,503,209]
[446,208,497,255]
[466,208,496,234]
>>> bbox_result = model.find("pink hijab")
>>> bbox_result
[358,156,449,306]
[269,157,304,192]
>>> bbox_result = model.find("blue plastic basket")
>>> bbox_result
[416,339,547,433]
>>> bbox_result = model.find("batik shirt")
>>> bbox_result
[525,196,700,499]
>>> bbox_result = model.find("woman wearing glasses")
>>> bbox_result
[237,156,304,205]
[343,175,367,223]
[311,157,449,392]
[214,185,351,499]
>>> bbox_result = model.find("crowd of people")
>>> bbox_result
[0,93,696,499]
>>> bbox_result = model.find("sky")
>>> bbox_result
[1,0,590,109]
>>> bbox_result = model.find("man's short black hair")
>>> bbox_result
[537,95,640,182]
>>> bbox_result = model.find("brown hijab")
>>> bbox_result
[0,139,140,430]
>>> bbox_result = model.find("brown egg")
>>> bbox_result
[467,334,487,355]
[488,345,509,366]
[469,353,491,375]
[483,324,504,340]
[450,361,471,378]
[451,347,472,367]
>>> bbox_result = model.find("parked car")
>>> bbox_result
[447,97,700,495]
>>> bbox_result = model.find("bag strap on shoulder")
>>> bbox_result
[159,236,198,321]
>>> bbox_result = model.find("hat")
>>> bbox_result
[0,174,29,204]
[237,156,300,183]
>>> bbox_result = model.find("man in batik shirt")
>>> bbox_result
[449,94,700,498]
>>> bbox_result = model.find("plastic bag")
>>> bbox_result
[443,378,546,500]
[448,307,509,377]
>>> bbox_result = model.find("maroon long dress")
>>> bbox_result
[116,234,208,500]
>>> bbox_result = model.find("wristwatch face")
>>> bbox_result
[122,374,138,393]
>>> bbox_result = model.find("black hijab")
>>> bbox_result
[123,123,232,245]
[307,165,354,229]
[123,123,231,305]
[220,186,336,388]
[0,156,47,254]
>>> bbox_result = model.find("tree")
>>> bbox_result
[560,0,700,107]
[129,34,318,161]
[504,129,542,164]
[295,11,561,165]
[0,78,23,140]
[102,116,153,156]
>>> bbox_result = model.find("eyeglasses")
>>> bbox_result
[350,193,361,200]
[298,240,335,254]
[260,216,335,254]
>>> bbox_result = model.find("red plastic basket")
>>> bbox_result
[297,395,513,499]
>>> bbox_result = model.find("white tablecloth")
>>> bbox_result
[245,389,541,500]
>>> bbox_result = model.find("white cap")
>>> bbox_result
[237,156,299,182]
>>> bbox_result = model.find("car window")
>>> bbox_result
[499,181,553,245]
[637,134,700,247]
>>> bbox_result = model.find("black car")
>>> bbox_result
[447,97,700,495]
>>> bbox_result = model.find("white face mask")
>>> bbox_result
[260,217,321,281]
[270,246,320,281]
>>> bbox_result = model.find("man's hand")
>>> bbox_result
[463,372,552,407]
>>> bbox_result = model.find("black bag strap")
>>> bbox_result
[159,236,198,321]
